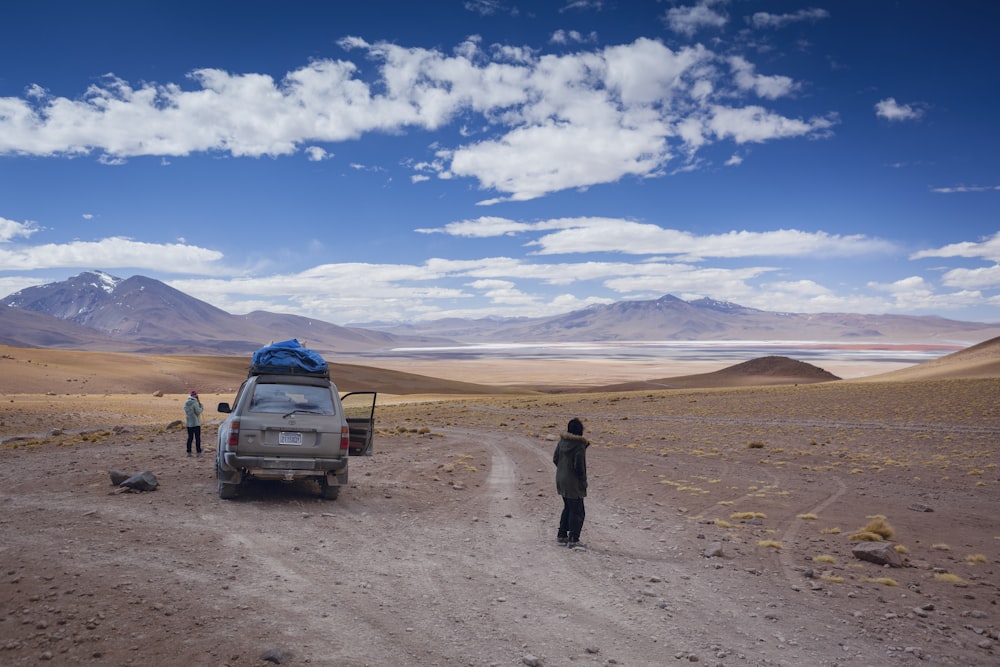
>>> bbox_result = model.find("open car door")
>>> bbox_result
[341,392,377,456]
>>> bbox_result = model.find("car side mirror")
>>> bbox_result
[218,402,231,414]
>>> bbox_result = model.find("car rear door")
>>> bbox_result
[341,392,377,456]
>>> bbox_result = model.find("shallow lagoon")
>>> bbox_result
[361,340,964,382]
[380,340,959,365]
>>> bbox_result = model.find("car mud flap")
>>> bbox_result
[216,464,242,485]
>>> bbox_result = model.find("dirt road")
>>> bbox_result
[2,383,998,666]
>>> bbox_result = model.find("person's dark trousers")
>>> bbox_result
[558,496,586,541]
[186,426,202,454]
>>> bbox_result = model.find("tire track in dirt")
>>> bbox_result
[774,473,848,588]
[199,481,452,665]
[452,429,823,664]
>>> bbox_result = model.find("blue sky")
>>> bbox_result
[1,0,998,325]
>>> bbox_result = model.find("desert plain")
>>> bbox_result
[1,343,998,667]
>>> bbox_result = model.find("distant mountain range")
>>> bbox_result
[0,271,447,355]
[2,271,999,355]
[361,294,1000,346]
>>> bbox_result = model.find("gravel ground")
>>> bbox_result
[1,379,999,666]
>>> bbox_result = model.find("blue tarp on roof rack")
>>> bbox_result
[249,339,329,377]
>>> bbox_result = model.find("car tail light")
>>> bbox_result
[340,424,350,452]
[228,420,240,449]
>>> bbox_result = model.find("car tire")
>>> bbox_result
[319,477,340,500]
[216,463,240,499]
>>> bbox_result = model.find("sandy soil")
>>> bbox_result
[2,357,999,667]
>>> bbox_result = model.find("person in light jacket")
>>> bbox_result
[553,417,590,548]
[184,390,203,457]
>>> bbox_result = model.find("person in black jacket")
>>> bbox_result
[553,417,590,548]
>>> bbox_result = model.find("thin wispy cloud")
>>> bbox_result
[419,217,894,259]
[750,8,830,30]
[912,231,1000,262]
[931,185,1000,194]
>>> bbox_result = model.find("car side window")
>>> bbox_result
[230,381,250,408]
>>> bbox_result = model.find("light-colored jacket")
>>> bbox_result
[184,396,203,427]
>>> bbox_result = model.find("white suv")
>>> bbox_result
[215,372,375,500]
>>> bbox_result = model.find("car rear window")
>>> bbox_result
[248,383,336,415]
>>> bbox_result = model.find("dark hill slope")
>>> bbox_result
[853,335,1000,382]
[589,355,840,392]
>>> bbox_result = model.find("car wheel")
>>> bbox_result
[216,463,239,499]
[319,477,340,500]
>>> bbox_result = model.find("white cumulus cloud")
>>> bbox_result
[0,237,224,273]
[875,97,925,122]
[664,1,728,37]
[0,35,834,204]
[0,217,41,242]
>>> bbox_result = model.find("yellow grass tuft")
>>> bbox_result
[932,543,951,551]
[853,515,894,540]
[820,527,841,535]
[757,539,782,550]
[934,572,967,585]
[730,511,766,520]
[894,545,909,555]
[796,513,818,520]
[714,519,733,528]
[849,531,884,542]
[965,554,987,564]
[861,577,898,587]
[866,515,894,537]
[812,554,835,564]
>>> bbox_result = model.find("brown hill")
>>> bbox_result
[708,355,840,380]
[589,355,840,391]
[0,345,522,397]
[851,334,1000,382]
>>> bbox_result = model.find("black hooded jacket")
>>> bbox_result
[553,432,590,499]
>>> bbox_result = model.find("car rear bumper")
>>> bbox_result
[223,452,346,479]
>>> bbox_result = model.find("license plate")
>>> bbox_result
[278,431,303,445]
